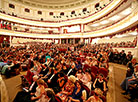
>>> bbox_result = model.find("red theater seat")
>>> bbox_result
[98,68,108,78]
[90,66,98,75]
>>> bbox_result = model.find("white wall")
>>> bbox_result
[97,35,136,43]
[12,37,52,43]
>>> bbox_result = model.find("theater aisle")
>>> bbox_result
[107,63,130,102]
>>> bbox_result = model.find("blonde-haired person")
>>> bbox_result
[84,88,103,102]
[56,75,76,101]
[31,79,46,102]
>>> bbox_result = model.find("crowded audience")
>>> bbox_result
[0,42,137,102]
[0,43,110,102]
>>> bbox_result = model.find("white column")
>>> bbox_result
[89,37,91,44]
[73,39,75,44]
[60,38,61,44]
[80,24,84,33]
[59,27,62,34]
[52,38,54,43]
[80,38,83,43]
[66,39,68,44]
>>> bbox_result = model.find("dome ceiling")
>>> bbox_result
[25,0,82,5]
[14,0,94,9]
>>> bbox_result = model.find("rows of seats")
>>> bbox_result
[0,43,110,102]
[1,42,137,102]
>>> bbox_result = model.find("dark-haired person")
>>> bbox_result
[99,58,108,69]
[121,65,138,92]
[57,75,76,101]
[61,63,69,75]
[68,81,87,102]
[125,51,133,65]
[126,58,137,77]
[118,50,126,64]
[84,88,103,102]
[45,89,56,102]
[53,73,67,93]
[93,74,107,92]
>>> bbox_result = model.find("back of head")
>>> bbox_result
[36,79,45,85]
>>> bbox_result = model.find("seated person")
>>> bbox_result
[121,65,138,91]
[45,89,56,102]
[68,80,87,102]
[61,63,69,75]
[90,58,98,67]
[80,69,92,90]
[126,58,137,77]
[30,79,46,102]
[67,64,77,76]
[99,59,108,69]
[53,73,67,93]
[76,68,83,80]
[84,88,103,102]
[56,75,76,101]
[125,51,133,65]
[41,68,54,82]
[30,59,42,75]
[93,74,107,92]
[127,82,138,101]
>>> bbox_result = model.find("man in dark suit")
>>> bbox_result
[119,50,126,64]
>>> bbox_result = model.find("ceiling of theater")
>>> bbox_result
[14,0,94,9]
[25,0,82,5]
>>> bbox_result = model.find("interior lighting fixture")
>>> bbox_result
[30,27,36,29]
[100,20,109,24]
[116,34,127,38]
[129,31,137,35]
[104,37,110,39]
[121,8,132,15]
[109,15,120,21]
[91,23,100,27]
[39,28,45,30]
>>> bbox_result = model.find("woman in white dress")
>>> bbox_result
[31,79,46,102]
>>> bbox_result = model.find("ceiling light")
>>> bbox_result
[121,8,132,15]
[109,15,120,21]
[39,28,45,30]
[116,34,127,38]
[66,26,80,32]
[104,37,110,39]
[100,20,109,24]
[129,31,137,35]
[91,23,100,27]
[30,27,36,29]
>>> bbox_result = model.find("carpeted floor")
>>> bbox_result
[111,63,130,102]
[2,63,135,102]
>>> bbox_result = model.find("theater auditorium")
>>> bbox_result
[0,0,138,102]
